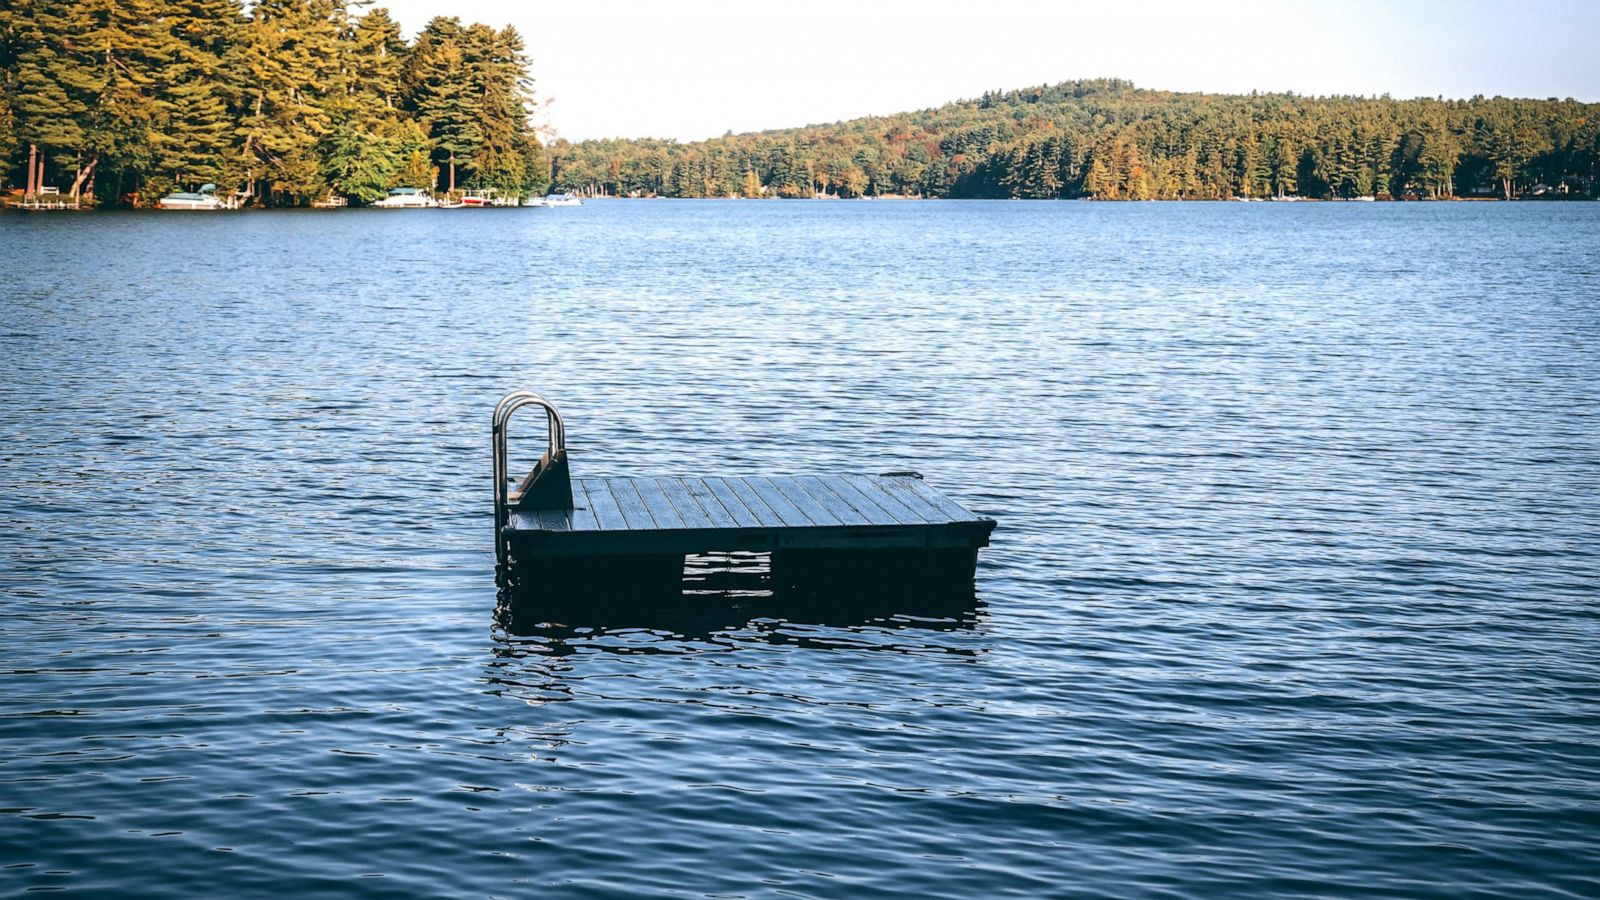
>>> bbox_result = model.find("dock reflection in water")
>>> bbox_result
[491,552,983,668]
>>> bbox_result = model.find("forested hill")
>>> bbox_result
[550,79,1600,201]
[0,2,547,206]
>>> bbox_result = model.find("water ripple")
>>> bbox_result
[2,201,1599,897]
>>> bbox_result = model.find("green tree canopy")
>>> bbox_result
[2,0,548,205]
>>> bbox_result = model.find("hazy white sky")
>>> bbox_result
[378,0,1600,143]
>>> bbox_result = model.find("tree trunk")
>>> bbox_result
[1503,176,1513,200]
[448,154,455,193]
[26,144,37,198]
[70,155,98,201]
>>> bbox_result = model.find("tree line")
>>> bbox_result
[0,0,547,206]
[550,79,1600,201]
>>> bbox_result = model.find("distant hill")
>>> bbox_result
[550,79,1599,200]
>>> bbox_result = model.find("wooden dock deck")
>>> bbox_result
[509,473,993,552]
[493,393,996,596]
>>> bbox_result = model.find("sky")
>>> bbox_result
[379,0,1600,143]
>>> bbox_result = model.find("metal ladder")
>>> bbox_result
[492,390,572,578]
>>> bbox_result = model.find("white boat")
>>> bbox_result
[372,187,436,208]
[542,193,582,207]
[158,183,227,210]
[457,188,525,207]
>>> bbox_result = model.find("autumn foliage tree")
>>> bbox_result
[550,80,1600,201]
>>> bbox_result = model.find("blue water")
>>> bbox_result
[3,200,1599,897]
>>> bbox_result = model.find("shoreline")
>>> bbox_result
[4,195,1592,211]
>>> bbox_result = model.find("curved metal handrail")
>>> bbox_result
[493,389,544,431]
[494,393,564,454]
[492,391,568,577]
[492,390,551,496]
[495,396,565,479]
[493,390,564,451]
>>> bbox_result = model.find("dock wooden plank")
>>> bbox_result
[840,474,932,524]
[794,475,873,526]
[769,476,844,526]
[742,476,811,526]
[676,477,739,528]
[606,477,658,530]
[630,477,686,530]
[901,477,985,522]
[721,477,790,527]
[822,475,913,525]
[534,507,574,532]
[700,476,766,528]
[574,477,623,530]
[573,504,602,531]
[658,477,718,529]
[872,476,951,523]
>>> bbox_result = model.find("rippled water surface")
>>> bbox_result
[3,201,1599,897]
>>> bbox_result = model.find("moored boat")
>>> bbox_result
[372,187,436,208]
[158,183,228,210]
[542,193,582,207]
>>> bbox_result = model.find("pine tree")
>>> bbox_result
[235,0,344,204]
[1268,130,1297,198]
[0,0,24,178]
[318,6,410,203]
[1418,116,1459,198]
[1115,136,1144,199]
[465,25,542,196]
[1478,109,1540,199]
[349,7,405,109]
[1236,132,1270,197]
[1083,153,1112,199]
[149,0,243,198]
[403,17,479,194]
[11,0,167,201]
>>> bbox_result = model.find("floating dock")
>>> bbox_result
[493,391,996,596]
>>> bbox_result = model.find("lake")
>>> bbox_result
[2,200,1598,897]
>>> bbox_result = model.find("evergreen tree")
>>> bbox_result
[149,0,243,198]
[1417,115,1460,198]
[1083,153,1112,199]
[11,0,166,199]
[236,0,343,203]
[403,17,479,193]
